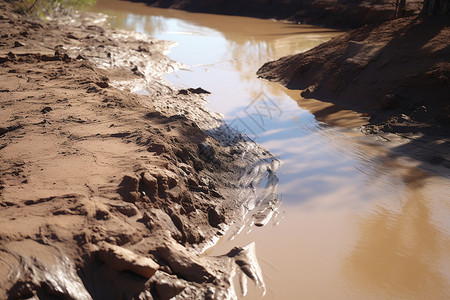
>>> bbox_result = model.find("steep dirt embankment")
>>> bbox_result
[134,0,420,28]
[0,1,277,299]
[258,16,450,168]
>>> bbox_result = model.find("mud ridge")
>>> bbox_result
[0,2,279,299]
[257,16,450,174]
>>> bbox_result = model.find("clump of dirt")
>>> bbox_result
[0,1,277,299]
[258,16,450,169]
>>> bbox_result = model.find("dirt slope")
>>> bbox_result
[258,16,450,169]
[133,0,421,28]
[0,1,277,299]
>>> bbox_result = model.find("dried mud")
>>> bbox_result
[0,1,279,299]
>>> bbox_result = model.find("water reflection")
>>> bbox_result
[88,1,450,299]
[343,168,450,299]
[91,0,340,91]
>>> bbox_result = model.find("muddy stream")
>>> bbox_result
[89,1,450,299]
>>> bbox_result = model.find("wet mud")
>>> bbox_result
[0,1,279,299]
[258,16,450,174]
[85,2,450,299]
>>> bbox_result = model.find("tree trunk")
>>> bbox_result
[396,0,407,17]
[422,0,450,15]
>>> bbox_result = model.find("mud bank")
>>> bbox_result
[130,0,421,28]
[258,16,450,171]
[0,1,279,299]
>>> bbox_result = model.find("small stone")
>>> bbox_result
[140,210,183,241]
[67,33,79,40]
[153,274,186,300]
[210,190,223,199]
[147,143,166,155]
[95,81,109,88]
[113,203,140,217]
[142,172,157,196]
[13,41,25,48]
[95,208,110,220]
[187,178,198,187]
[41,106,52,114]
[208,207,225,228]
[179,163,192,175]
[97,243,159,279]
[198,142,215,162]
[86,85,100,93]
[117,175,140,203]
[148,169,178,190]
[156,241,214,283]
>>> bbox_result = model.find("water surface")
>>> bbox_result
[90,1,450,299]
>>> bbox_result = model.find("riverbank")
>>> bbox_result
[0,1,277,298]
[258,16,450,172]
[130,0,421,29]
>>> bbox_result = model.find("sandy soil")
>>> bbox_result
[258,16,450,172]
[133,0,422,28]
[0,1,279,299]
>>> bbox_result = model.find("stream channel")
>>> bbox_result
[89,1,450,299]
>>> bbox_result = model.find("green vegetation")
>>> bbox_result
[13,0,96,17]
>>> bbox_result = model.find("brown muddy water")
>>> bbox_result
[90,1,450,299]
